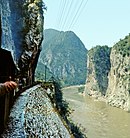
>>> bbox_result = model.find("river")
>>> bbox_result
[63,86,130,138]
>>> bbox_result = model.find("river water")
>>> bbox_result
[63,86,130,138]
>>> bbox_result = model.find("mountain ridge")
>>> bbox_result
[36,29,87,86]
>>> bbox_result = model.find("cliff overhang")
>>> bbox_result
[0,0,44,85]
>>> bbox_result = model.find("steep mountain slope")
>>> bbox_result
[84,45,111,97]
[0,0,44,85]
[84,34,130,111]
[106,34,130,111]
[36,29,87,86]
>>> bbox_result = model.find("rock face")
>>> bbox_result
[36,29,87,86]
[0,0,19,62]
[106,35,130,111]
[2,85,71,137]
[0,0,44,85]
[84,46,111,97]
[84,35,130,111]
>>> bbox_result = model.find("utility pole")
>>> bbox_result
[45,65,47,82]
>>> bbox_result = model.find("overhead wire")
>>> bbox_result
[69,0,89,30]
[60,0,74,30]
[56,0,63,29]
[56,0,66,30]
[67,0,85,30]
[55,0,68,41]
[56,0,89,32]
[58,0,68,30]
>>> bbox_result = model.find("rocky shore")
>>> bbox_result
[2,85,72,138]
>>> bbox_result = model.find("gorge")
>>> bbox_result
[0,0,130,137]
[36,28,130,111]
[84,34,130,111]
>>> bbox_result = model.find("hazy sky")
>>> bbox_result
[44,0,130,50]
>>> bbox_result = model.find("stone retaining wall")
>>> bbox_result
[2,84,72,138]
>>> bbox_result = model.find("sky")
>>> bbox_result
[43,0,130,50]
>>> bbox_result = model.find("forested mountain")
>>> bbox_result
[35,29,87,86]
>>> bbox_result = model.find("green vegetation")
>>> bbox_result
[35,62,53,82]
[88,45,111,95]
[114,35,130,57]
[78,86,85,93]
[35,29,87,87]
[113,35,130,89]
[52,80,87,138]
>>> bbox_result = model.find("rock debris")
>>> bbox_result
[2,85,71,138]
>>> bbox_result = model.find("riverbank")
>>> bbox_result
[63,85,85,90]
[2,84,72,138]
[63,85,106,102]
[63,85,130,138]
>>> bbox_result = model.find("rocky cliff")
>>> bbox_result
[106,34,130,111]
[0,0,44,85]
[84,45,111,97]
[84,35,130,111]
[36,29,87,86]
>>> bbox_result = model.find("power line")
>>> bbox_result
[68,0,85,30]
[60,0,73,30]
[69,0,89,30]
[56,0,89,32]
[56,0,64,29]
[58,0,68,30]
